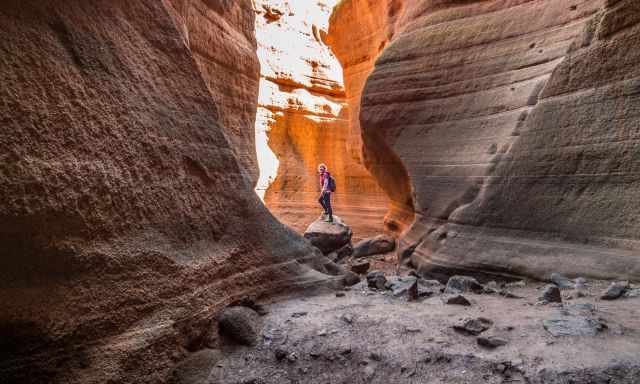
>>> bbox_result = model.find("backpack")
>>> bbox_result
[328,175,336,192]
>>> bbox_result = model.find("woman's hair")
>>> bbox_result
[317,163,327,172]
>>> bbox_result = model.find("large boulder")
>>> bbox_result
[352,234,396,258]
[304,215,353,254]
[218,306,262,346]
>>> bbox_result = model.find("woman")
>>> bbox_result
[317,163,333,223]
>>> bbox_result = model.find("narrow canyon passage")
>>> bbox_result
[1,0,640,383]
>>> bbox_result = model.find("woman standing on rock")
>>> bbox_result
[318,163,333,223]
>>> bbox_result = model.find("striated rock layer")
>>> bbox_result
[0,1,329,382]
[255,0,389,242]
[164,0,261,184]
[331,0,640,280]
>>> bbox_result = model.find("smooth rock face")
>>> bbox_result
[352,234,396,258]
[304,215,353,254]
[331,0,640,280]
[255,0,389,241]
[0,1,328,382]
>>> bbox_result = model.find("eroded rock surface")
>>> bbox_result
[255,0,389,241]
[331,0,640,280]
[0,1,328,382]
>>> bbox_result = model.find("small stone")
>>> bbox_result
[291,311,308,318]
[368,352,382,361]
[539,284,562,303]
[453,317,493,336]
[550,273,574,290]
[367,271,387,290]
[286,352,298,363]
[601,281,629,300]
[408,280,419,301]
[341,271,361,287]
[506,280,526,288]
[274,348,288,361]
[340,313,354,324]
[477,336,508,349]
[317,329,327,336]
[445,294,471,306]
[405,327,421,333]
[351,260,370,274]
[335,292,346,298]
[624,288,640,298]
[445,275,484,294]
[574,277,588,289]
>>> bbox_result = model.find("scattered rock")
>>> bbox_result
[477,336,508,349]
[540,284,562,303]
[367,271,387,290]
[352,234,396,258]
[506,280,526,288]
[335,292,346,298]
[169,349,222,384]
[601,281,629,300]
[335,243,354,262]
[341,271,361,287]
[444,275,484,294]
[351,260,370,274]
[291,311,308,318]
[340,313,354,325]
[453,317,493,335]
[543,317,606,337]
[624,288,640,298]
[407,280,419,301]
[274,348,288,361]
[385,276,435,298]
[218,306,261,346]
[574,277,588,289]
[550,273,574,290]
[445,294,471,306]
[303,215,353,254]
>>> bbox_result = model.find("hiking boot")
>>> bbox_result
[325,216,334,223]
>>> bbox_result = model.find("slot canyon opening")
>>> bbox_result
[252,0,411,243]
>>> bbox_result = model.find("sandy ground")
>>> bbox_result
[208,275,640,384]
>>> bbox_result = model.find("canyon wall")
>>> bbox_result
[255,0,389,241]
[332,0,640,280]
[0,1,328,382]
[164,0,261,184]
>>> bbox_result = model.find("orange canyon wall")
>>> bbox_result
[0,1,328,382]
[255,0,389,242]
[331,0,640,280]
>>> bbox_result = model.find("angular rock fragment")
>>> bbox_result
[477,336,508,349]
[601,281,629,300]
[444,276,484,294]
[550,273,575,290]
[218,307,261,346]
[351,261,370,274]
[352,235,396,258]
[543,317,606,337]
[341,271,361,287]
[453,317,493,335]
[444,295,471,306]
[540,285,562,303]
[367,271,387,290]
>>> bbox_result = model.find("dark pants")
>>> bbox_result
[318,192,332,217]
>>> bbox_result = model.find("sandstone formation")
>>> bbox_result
[0,1,329,382]
[330,0,640,280]
[164,0,261,184]
[255,0,389,241]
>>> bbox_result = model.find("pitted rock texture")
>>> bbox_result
[255,0,389,242]
[164,0,261,184]
[0,1,328,382]
[331,0,640,280]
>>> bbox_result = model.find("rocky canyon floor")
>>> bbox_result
[202,271,640,384]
